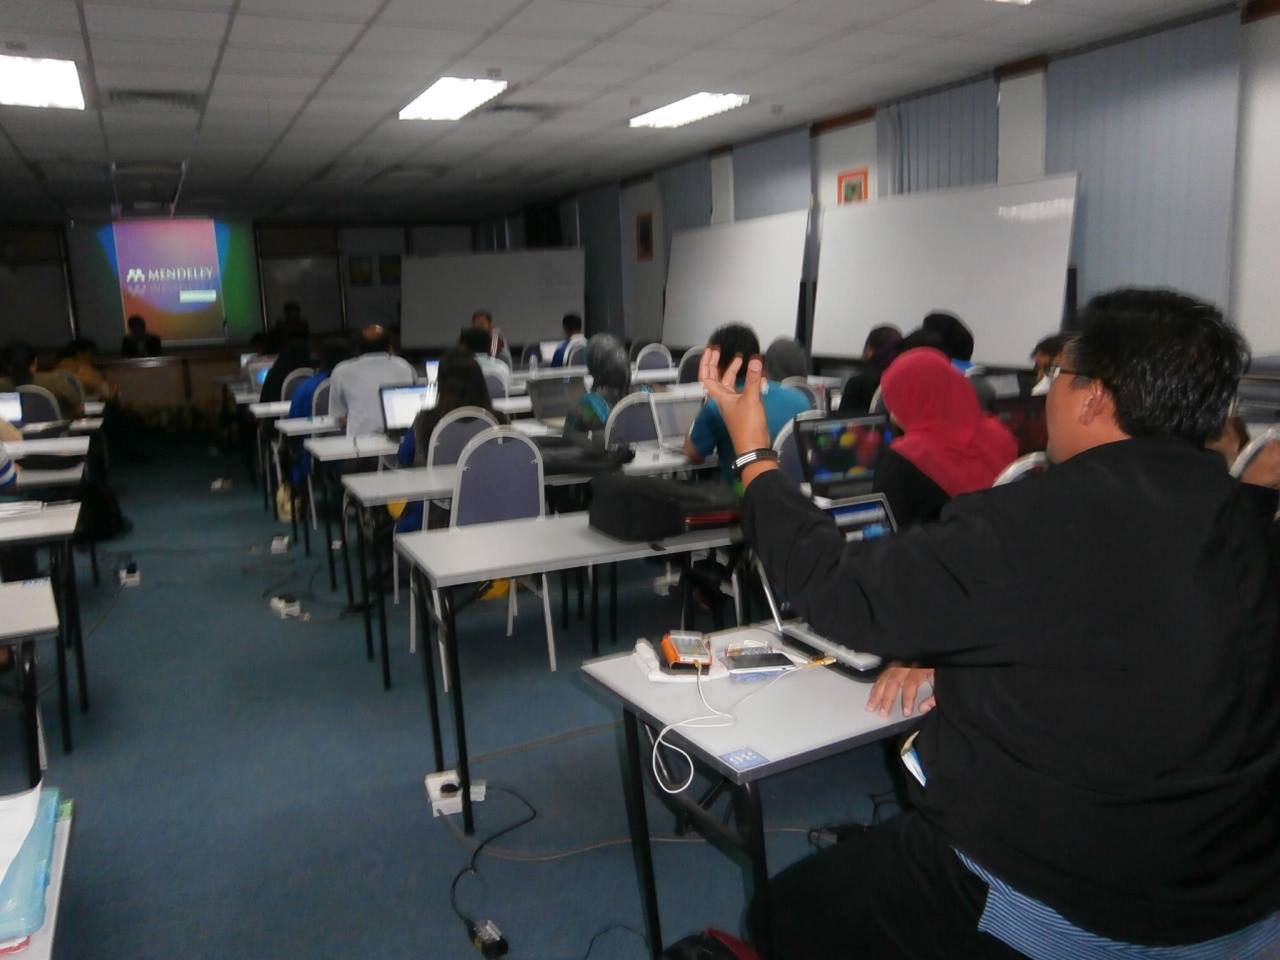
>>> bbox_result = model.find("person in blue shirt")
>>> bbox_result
[922,311,975,372]
[288,337,351,487]
[685,323,812,483]
[0,447,14,490]
[562,334,629,436]
[550,313,586,368]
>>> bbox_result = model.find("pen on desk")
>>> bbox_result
[802,656,837,669]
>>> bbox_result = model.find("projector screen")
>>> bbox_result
[401,249,584,348]
[663,210,808,350]
[812,176,1078,367]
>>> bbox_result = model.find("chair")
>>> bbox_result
[773,410,824,485]
[565,341,587,367]
[781,376,819,411]
[677,347,704,384]
[439,427,556,677]
[281,367,313,403]
[635,343,673,371]
[1231,426,1280,479]
[484,373,508,400]
[869,386,885,415]
[312,379,331,417]
[17,385,61,424]
[604,392,658,447]
[521,344,541,369]
[993,453,1049,486]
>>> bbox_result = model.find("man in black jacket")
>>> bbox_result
[702,289,1280,958]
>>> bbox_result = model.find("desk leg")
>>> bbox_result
[319,461,336,591]
[414,570,444,772]
[373,514,391,690]
[50,549,72,754]
[442,587,475,836]
[66,546,88,713]
[89,539,100,586]
[577,568,585,621]
[299,444,312,559]
[610,563,618,645]
[259,422,270,513]
[355,506,374,662]
[289,475,300,548]
[338,470,356,611]
[590,566,599,658]
[622,710,663,959]
[19,642,39,788]
[736,782,773,958]
[560,572,569,630]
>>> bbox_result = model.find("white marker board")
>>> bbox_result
[401,248,584,348]
[812,176,1077,367]
[663,210,808,349]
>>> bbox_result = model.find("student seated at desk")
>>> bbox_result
[550,313,587,368]
[763,337,808,381]
[874,347,1017,528]
[56,339,116,402]
[259,318,311,403]
[470,309,510,366]
[684,324,810,484]
[562,334,628,436]
[703,288,1280,960]
[328,324,415,436]
[838,325,902,415]
[287,338,352,487]
[0,342,83,420]
[923,310,975,372]
[460,327,511,394]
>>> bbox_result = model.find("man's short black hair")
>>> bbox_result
[471,310,492,325]
[708,324,760,375]
[1033,334,1065,359]
[459,327,491,354]
[358,324,391,354]
[922,311,974,361]
[58,338,96,360]
[897,328,946,354]
[562,313,583,335]
[864,325,902,355]
[1068,288,1248,446]
[127,314,146,333]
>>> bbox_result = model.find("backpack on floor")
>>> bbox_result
[662,930,760,960]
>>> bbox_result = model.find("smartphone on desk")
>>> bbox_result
[724,650,794,675]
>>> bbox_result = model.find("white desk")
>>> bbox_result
[303,434,398,463]
[22,803,70,960]
[274,415,339,438]
[14,465,84,491]
[67,418,103,433]
[493,396,532,417]
[82,401,104,416]
[632,367,678,385]
[233,389,258,406]
[396,512,739,834]
[511,419,552,438]
[249,401,292,420]
[0,504,85,757]
[0,580,57,787]
[584,627,915,957]
[2,437,90,459]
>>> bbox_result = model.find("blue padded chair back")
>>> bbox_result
[282,367,314,403]
[636,344,672,370]
[565,341,586,367]
[677,347,703,384]
[428,407,498,468]
[484,373,507,400]
[604,392,658,446]
[781,376,819,411]
[312,379,331,417]
[451,428,544,527]
[17,385,61,424]
[773,411,821,484]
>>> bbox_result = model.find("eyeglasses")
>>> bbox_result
[1046,363,1084,383]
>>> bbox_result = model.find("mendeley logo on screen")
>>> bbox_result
[124,266,217,283]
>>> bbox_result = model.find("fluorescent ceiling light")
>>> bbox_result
[985,0,1034,5]
[629,92,750,129]
[0,54,84,110]
[399,77,507,121]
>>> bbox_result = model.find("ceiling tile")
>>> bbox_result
[877,0,1005,39]
[811,28,935,63]
[895,36,1014,68]
[0,32,85,61]
[239,0,383,19]
[503,82,597,107]
[353,24,481,57]
[91,38,219,68]
[380,0,527,30]
[229,15,363,52]
[211,73,317,95]
[615,10,756,46]
[0,1,81,36]
[665,0,794,14]
[965,7,1111,49]
[570,39,679,69]
[467,32,589,65]
[500,1,647,38]
[717,17,829,52]
[220,46,339,77]
[93,65,212,91]
[772,0,930,29]
[84,5,229,42]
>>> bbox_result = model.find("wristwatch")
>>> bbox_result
[731,448,779,476]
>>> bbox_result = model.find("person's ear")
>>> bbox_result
[1078,381,1112,427]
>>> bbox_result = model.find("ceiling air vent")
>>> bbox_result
[106,89,204,112]
[485,102,556,121]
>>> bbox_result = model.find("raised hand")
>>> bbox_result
[699,346,771,460]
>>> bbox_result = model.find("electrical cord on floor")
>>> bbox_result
[580,923,648,959]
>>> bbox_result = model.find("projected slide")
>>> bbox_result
[113,219,225,342]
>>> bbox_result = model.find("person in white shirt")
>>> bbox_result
[328,324,416,436]
[460,327,511,395]
[470,309,510,366]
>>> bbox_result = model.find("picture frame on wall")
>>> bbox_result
[379,254,401,286]
[636,212,654,262]
[348,255,373,287]
[837,168,869,205]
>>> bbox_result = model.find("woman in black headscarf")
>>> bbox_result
[563,333,631,436]
[764,337,809,382]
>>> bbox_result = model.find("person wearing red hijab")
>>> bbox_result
[875,347,1018,527]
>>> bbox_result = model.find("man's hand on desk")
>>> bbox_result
[1241,441,1280,490]
[699,347,776,489]
[868,665,936,718]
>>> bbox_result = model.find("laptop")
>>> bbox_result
[379,382,438,436]
[422,360,439,384]
[527,375,586,425]
[539,340,561,364]
[245,358,273,389]
[795,414,892,503]
[976,372,1022,400]
[991,395,1048,456]
[239,352,256,371]
[0,392,22,428]
[653,394,703,451]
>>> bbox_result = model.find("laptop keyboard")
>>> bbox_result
[778,622,882,675]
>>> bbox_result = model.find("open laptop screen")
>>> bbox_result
[422,360,439,384]
[527,376,586,422]
[653,395,702,446]
[380,383,438,432]
[0,392,22,427]
[795,414,890,495]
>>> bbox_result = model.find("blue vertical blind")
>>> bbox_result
[732,127,811,221]
[577,183,625,337]
[655,156,712,268]
[1045,14,1240,307]
[877,78,999,196]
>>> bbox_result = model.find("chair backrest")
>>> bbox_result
[450,427,544,527]
[677,346,704,384]
[604,392,658,447]
[281,367,314,403]
[483,373,508,400]
[564,341,587,367]
[521,344,541,369]
[993,452,1049,486]
[17,384,61,424]
[312,379,331,417]
[1231,426,1280,479]
[773,410,823,484]
[781,376,819,411]
[868,385,885,415]
[635,343,673,370]
[427,406,499,468]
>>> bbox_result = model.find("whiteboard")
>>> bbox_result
[663,210,808,349]
[812,176,1078,367]
[401,249,584,348]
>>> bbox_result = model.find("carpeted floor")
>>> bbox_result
[1,436,896,959]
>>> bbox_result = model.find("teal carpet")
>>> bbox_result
[2,437,896,959]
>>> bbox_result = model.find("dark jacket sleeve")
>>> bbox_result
[873,448,950,529]
[743,468,1015,664]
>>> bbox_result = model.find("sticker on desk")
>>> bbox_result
[720,748,769,772]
